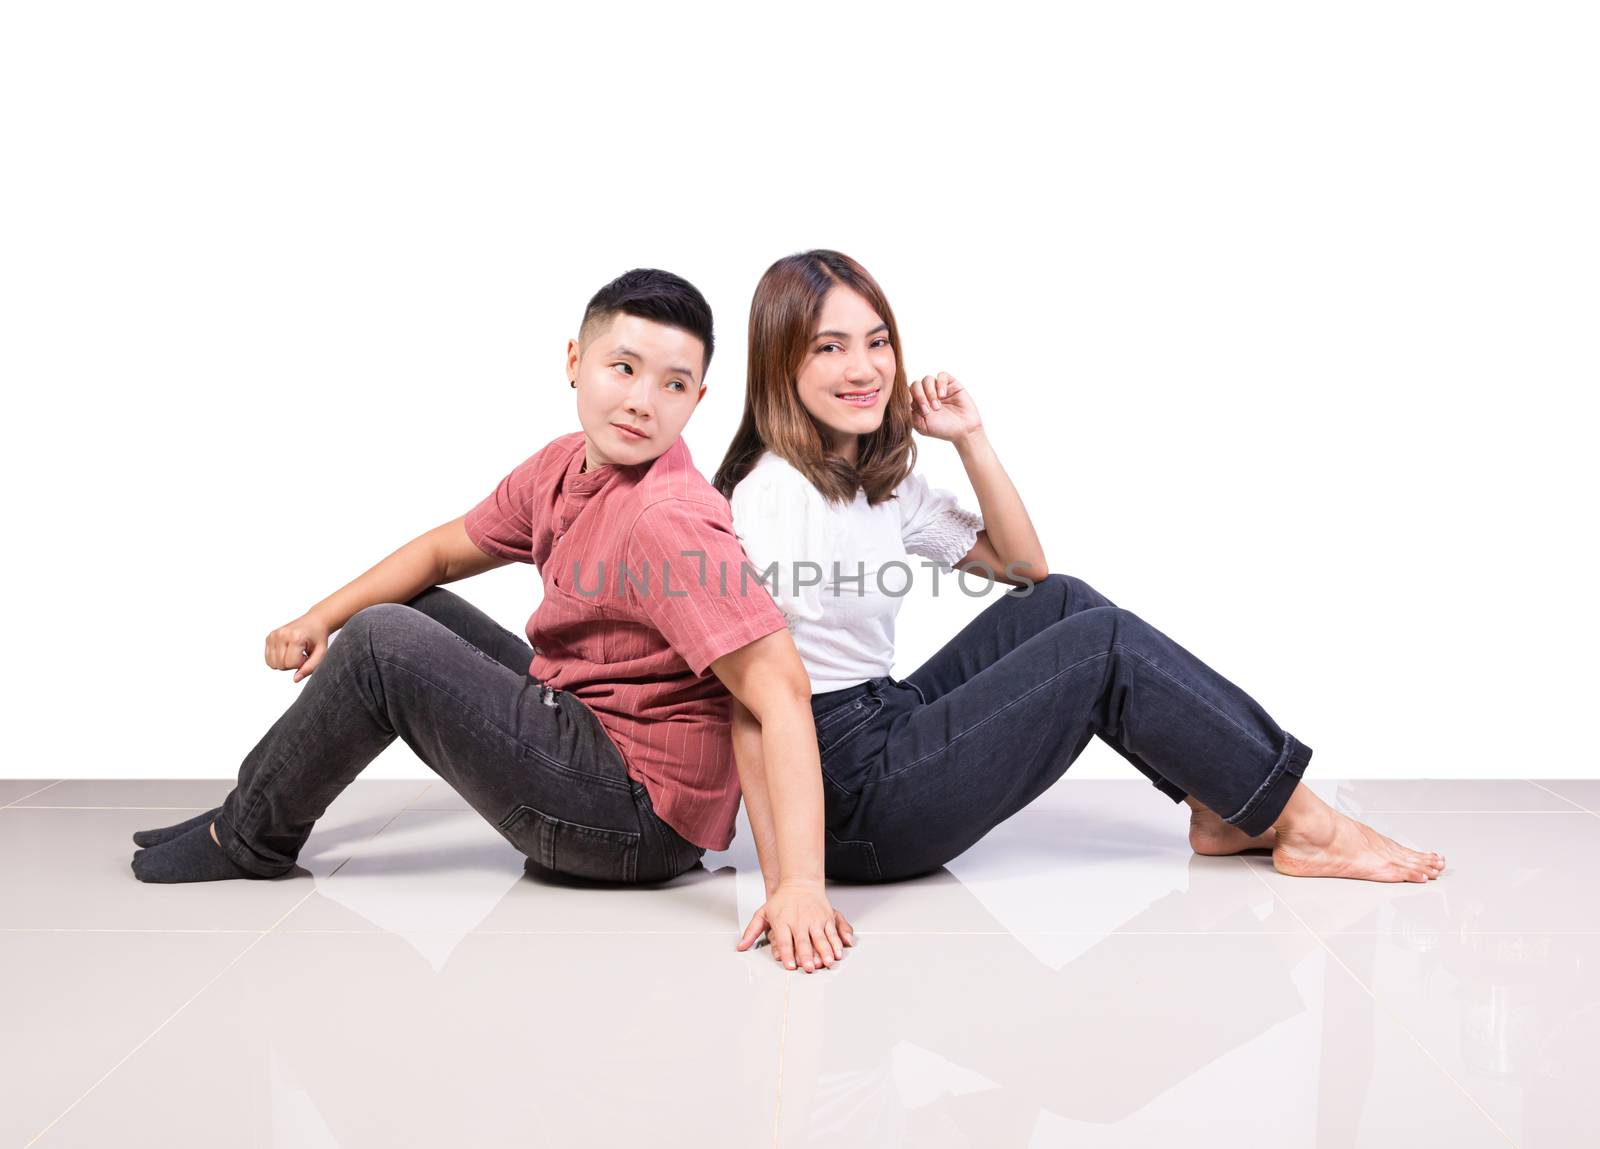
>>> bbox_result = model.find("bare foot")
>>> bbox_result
[1271,785,1446,883]
[1186,800,1277,855]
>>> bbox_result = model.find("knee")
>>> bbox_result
[1040,572,1118,612]
[1005,571,1070,602]
[347,601,411,628]
[1103,605,1156,651]
[1044,600,1124,651]
[1022,572,1095,609]
[1037,572,1073,596]
[341,602,422,654]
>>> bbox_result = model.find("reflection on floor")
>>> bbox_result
[5,776,1596,1148]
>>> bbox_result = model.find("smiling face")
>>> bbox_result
[568,312,707,471]
[793,286,897,463]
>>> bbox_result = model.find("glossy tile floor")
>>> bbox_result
[5,777,1598,1148]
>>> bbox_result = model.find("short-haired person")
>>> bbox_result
[131,268,860,966]
[717,251,1445,966]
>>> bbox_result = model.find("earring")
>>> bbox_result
[569,379,576,388]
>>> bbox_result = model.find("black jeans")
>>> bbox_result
[213,587,705,883]
[814,574,1314,882]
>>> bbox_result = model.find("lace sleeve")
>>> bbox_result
[898,471,984,568]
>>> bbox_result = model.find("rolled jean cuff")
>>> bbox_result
[1151,776,1189,805]
[211,810,294,878]
[1226,733,1314,837]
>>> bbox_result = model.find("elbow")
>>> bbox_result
[734,660,812,728]
[1002,554,1050,587]
[774,664,813,717]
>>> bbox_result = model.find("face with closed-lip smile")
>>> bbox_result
[794,285,896,464]
[567,313,706,472]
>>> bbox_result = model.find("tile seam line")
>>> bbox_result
[0,927,740,935]
[24,779,433,1147]
[11,927,1600,936]
[4,800,466,817]
[0,776,448,812]
[22,930,271,1147]
[1017,807,1600,816]
[1237,856,1521,1149]
[1,780,63,808]
[1316,809,1594,815]
[773,976,790,1149]
[1525,779,1600,817]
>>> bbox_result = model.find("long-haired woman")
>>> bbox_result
[716,250,1444,971]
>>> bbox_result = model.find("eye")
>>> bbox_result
[667,380,687,393]
[871,337,889,348]
[612,362,633,375]
[817,343,841,354]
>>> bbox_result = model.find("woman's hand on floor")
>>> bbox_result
[736,879,856,972]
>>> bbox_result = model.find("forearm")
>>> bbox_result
[305,534,446,631]
[955,427,1046,576]
[761,698,827,887]
[732,701,784,897]
[710,634,829,894]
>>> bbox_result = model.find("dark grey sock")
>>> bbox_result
[131,821,275,883]
[132,806,223,848]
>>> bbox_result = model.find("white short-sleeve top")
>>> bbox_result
[727,450,985,693]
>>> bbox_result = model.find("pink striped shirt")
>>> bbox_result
[463,431,788,850]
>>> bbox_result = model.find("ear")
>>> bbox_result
[565,337,581,385]
[693,382,708,409]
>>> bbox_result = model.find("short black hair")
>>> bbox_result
[579,268,714,377]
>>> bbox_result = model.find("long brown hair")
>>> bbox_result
[712,250,916,506]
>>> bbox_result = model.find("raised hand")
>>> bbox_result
[909,372,983,442]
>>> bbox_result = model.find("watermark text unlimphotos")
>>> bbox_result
[567,551,1037,599]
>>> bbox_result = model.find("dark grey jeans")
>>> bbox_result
[815,573,1314,882]
[213,587,705,883]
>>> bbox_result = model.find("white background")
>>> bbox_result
[3,1,1594,785]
